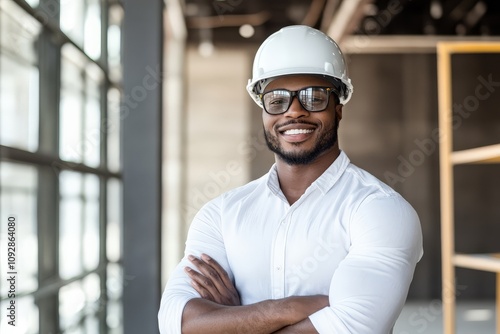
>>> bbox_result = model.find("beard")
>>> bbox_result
[264,117,339,165]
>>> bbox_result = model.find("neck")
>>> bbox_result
[275,144,341,205]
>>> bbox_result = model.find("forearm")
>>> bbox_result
[272,318,318,334]
[182,295,328,334]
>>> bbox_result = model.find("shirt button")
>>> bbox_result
[276,266,282,271]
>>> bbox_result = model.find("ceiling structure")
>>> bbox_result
[180,0,500,48]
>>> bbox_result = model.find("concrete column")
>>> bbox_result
[122,1,163,332]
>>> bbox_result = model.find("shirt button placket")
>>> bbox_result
[272,215,289,299]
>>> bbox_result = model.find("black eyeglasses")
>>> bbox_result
[259,86,339,115]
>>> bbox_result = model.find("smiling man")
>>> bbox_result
[158,25,423,334]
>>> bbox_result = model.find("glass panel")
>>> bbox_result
[0,162,38,296]
[108,5,123,82]
[59,280,86,331]
[0,0,41,63]
[107,88,121,172]
[84,64,103,167]
[83,273,101,330]
[84,97,100,166]
[63,327,84,334]
[60,0,85,47]
[60,172,100,278]
[85,315,99,333]
[107,179,121,262]
[59,274,102,333]
[0,295,39,333]
[0,1,40,151]
[60,46,84,163]
[60,168,83,197]
[107,263,123,333]
[82,273,101,306]
[83,175,100,271]
[84,0,101,60]
[60,44,103,165]
[59,171,83,279]
[25,0,40,7]
[61,0,101,60]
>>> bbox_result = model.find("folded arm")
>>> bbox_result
[308,195,423,333]
[182,296,326,334]
[182,253,327,334]
[158,198,327,333]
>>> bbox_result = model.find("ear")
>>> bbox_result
[335,104,343,121]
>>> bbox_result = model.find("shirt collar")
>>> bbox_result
[313,150,350,194]
[266,151,350,196]
[267,164,281,196]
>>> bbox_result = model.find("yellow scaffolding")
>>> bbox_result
[437,41,500,334]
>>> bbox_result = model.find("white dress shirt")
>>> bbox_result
[158,151,423,334]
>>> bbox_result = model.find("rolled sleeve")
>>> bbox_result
[158,196,233,334]
[158,272,199,334]
[309,194,423,334]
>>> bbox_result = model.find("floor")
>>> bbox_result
[394,300,496,334]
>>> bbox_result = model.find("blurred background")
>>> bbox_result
[1,0,500,333]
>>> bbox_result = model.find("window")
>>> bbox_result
[0,1,40,151]
[59,44,103,167]
[0,162,39,334]
[0,1,123,333]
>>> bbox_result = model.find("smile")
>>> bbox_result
[282,128,314,135]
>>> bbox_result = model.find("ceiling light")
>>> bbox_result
[430,0,443,19]
[198,41,214,57]
[239,24,255,38]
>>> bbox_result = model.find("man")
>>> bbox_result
[159,25,423,334]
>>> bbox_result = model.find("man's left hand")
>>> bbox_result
[185,254,241,306]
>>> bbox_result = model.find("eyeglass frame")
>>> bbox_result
[258,86,340,115]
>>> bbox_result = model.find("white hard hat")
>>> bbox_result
[247,25,353,107]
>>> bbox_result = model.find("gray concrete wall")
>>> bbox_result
[184,46,252,226]
[342,53,441,299]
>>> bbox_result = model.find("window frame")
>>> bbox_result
[0,0,123,333]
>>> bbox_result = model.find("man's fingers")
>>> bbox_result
[190,278,214,301]
[184,267,218,300]
[199,254,241,306]
[189,254,224,287]
[185,257,226,299]
[186,254,241,306]
[200,254,235,290]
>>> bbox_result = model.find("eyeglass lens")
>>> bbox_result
[262,87,330,114]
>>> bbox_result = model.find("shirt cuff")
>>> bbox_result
[158,294,196,334]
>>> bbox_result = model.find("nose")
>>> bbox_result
[284,95,309,118]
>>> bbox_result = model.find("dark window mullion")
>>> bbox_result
[81,65,87,165]
[99,1,110,333]
[80,173,86,285]
[0,145,121,178]
[98,176,108,333]
[36,0,61,331]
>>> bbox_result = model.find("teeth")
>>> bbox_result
[283,129,314,135]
